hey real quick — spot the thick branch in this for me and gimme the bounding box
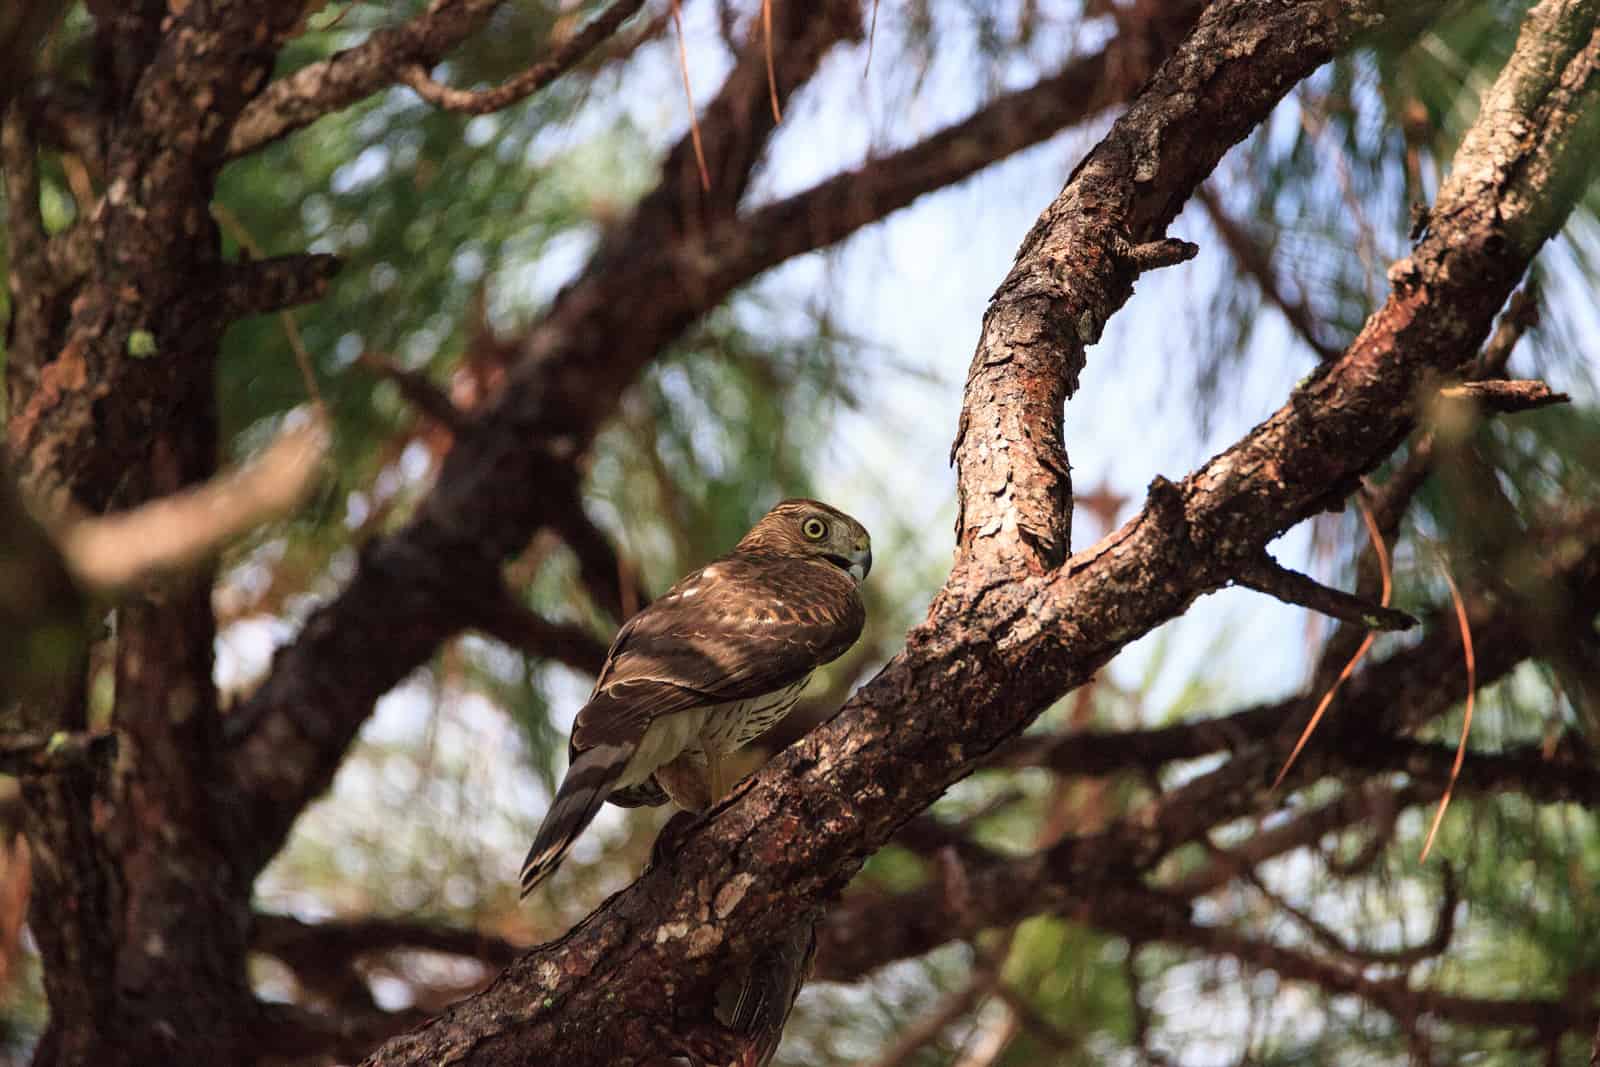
[49,417,329,592]
[816,533,1600,981]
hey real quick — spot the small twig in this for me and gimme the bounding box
[864,970,998,1067]
[1474,285,1541,379]
[215,253,342,318]
[1236,552,1416,631]
[399,0,647,115]
[1119,237,1199,274]
[991,983,1078,1054]
[1437,379,1569,414]
[1239,857,1457,967]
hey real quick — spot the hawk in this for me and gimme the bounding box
[520,498,871,895]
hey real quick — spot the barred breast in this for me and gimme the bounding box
[696,675,811,756]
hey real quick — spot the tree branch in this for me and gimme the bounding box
[546,497,652,625]
[946,0,1448,578]
[228,0,507,158]
[812,529,1600,983]
[252,912,524,973]
[1235,552,1418,630]
[1437,378,1570,413]
[1085,890,1587,1036]
[398,0,647,115]
[356,351,470,434]
[216,253,344,318]
[471,585,610,676]
[45,415,329,593]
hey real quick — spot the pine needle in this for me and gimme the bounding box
[864,0,880,78]
[762,0,781,124]
[669,0,710,191]
[1272,499,1390,791]
[1419,565,1475,862]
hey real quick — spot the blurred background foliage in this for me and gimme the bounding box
[4,0,1600,1063]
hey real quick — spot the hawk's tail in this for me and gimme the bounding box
[520,741,634,897]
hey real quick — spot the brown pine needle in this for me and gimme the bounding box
[323,0,359,32]
[1419,565,1476,862]
[762,0,781,124]
[669,0,710,191]
[1272,499,1391,791]
[864,0,880,78]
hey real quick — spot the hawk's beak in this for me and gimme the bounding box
[848,546,872,583]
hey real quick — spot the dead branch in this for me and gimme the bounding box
[1436,378,1570,413]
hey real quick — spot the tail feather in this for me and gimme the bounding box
[520,742,634,897]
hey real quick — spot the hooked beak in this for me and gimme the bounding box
[848,546,872,584]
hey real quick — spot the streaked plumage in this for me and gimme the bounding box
[520,499,871,896]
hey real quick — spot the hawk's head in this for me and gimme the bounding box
[739,499,872,583]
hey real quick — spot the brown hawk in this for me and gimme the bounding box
[520,498,871,895]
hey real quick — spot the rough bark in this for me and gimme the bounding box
[357,0,1600,1063]
[7,4,316,1064]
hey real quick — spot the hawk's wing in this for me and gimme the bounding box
[571,553,865,753]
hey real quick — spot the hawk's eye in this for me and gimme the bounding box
[802,517,828,541]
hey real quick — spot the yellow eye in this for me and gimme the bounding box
[802,516,828,540]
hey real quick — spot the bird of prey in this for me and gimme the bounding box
[520,498,871,895]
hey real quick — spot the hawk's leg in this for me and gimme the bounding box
[656,753,713,812]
